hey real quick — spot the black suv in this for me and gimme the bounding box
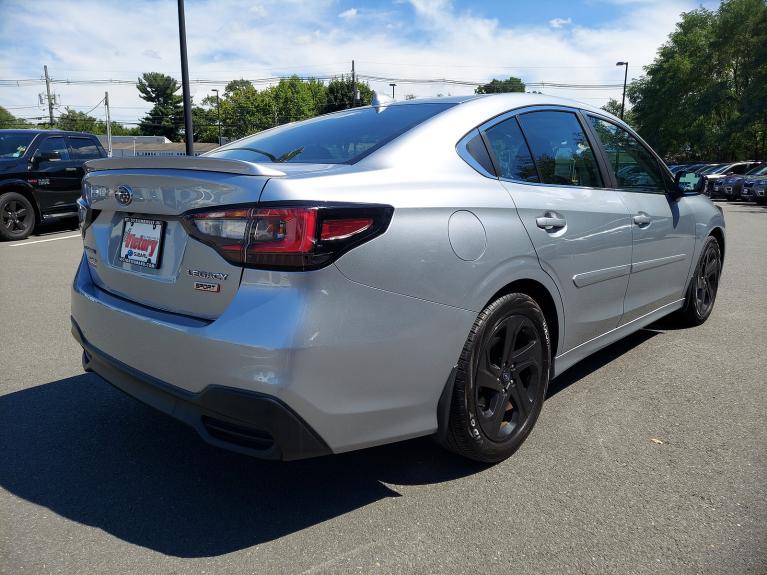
[0,129,106,240]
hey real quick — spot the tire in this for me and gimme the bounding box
[670,236,722,327]
[0,192,35,241]
[444,293,551,463]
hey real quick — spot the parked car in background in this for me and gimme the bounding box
[704,161,762,197]
[0,129,106,240]
[714,162,766,200]
[72,94,725,463]
[742,168,767,204]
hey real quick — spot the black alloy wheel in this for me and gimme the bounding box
[0,192,35,241]
[474,315,543,442]
[443,293,551,463]
[693,240,721,319]
[672,235,722,327]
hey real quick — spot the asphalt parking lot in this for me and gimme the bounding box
[0,202,765,575]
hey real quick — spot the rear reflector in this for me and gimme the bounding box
[182,203,393,271]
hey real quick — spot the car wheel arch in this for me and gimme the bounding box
[482,277,562,360]
[709,226,725,262]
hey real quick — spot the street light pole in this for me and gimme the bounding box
[212,88,221,146]
[389,83,396,99]
[616,61,629,120]
[177,0,194,155]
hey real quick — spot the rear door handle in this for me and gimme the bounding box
[536,213,566,231]
[633,212,651,226]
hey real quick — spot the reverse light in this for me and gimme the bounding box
[182,203,393,271]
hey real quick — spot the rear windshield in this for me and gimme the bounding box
[0,133,36,159]
[207,103,456,164]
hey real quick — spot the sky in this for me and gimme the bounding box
[0,0,719,127]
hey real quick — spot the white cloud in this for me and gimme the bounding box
[549,17,572,29]
[0,0,702,127]
[338,8,358,19]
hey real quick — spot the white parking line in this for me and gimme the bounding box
[8,234,81,247]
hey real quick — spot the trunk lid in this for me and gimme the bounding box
[81,157,282,319]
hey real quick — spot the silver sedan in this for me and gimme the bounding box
[71,93,724,462]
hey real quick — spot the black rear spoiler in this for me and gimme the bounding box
[84,156,286,177]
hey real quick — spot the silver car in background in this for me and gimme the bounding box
[71,94,725,463]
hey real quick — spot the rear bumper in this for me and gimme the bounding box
[72,319,330,460]
[71,255,474,456]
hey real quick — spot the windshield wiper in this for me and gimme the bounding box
[276,146,304,163]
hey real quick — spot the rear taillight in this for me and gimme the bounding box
[181,203,393,270]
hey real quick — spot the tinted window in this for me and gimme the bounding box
[517,111,602,187]
[463,131,496,175]
[484,117,538,182]
[37,136,70,161]
[588,117,665,193]
[730,164,751,174]
[208,103,456,164]
[68,137,102,159]
[0,133,35,158]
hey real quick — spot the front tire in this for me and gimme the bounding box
[0,192,35,241]
[671,236,722,327]
[444,293,551,463]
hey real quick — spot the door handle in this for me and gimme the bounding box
[536,213,566,231]
[633,213,651,226]
[65,167,77,171]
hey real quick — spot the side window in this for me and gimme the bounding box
[36,136,70,162]
[730,164,749,175]
[461,131,496,176]
[588,116,666,193]
[68,137,102,159]
[483,117,538,182]
[516,111,603,188]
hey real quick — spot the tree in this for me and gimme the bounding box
[627,0,767,161]
[601,98,635,125]
[56,108,99,132]
[325,75,373,112]
[0,106,27,129]
[136,72,184,141]
[475,77,526,94]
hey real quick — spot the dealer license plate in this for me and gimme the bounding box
[119,217,165,269]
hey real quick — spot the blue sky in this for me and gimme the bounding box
[0,0,719,126]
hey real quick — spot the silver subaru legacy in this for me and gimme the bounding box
[71,93,724,462]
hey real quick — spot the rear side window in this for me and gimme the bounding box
[483,117,538,182]
[208,103,456,164]
[517,111,603,188]
[588,116,665,193]
[68,137,102,159]
[36,136,70,161]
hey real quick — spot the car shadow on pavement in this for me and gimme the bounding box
[0,373,485,558]
[546,328,659,398]
[1,328,663,557]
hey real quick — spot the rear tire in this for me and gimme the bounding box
[444,293,551,463]
[670,236,722,327]
[0,192,35,241]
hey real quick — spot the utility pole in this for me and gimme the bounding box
[43,65,55,125]
[104,91,113,157]
[177,0,194,155]
[616,61,629,120]
[351,60,357,107]
[212,88,221,145]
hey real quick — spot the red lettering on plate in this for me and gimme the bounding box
[124,232,159,257]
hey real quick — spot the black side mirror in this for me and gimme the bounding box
[674,170,704,196]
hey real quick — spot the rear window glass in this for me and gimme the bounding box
[207,103,456,164]
[484,117,539,182]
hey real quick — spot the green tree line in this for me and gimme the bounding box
[626,0,767,161]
